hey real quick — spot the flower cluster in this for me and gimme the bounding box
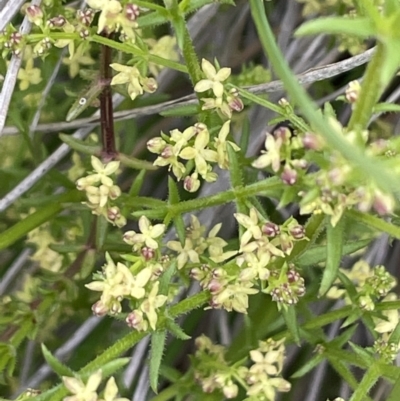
[110,63,157,100]
[63,370,128,401]
[86,252,167,331]
[327,260,397,311]
[165,210,306,312]
[252,119,397,227]
[192,335,290,400]
[147,120,240,192]
[194,59,244,118]
[86,1,140,38]
[76,156,126,227]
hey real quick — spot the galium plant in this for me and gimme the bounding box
[2,1,400,401]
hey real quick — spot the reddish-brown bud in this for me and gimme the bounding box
[141,246,155,261]
[289,225,305,239]
[48,15,66,28]
[125,4,140,21]
[262,222,280,237]
[281,166,297,185]
[77,9,95,26]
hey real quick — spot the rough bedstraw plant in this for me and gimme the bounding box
[2,0,400,401]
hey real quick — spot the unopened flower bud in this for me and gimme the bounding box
[302,132,322,150]
[208,279,222,293]
[141,246,155,261]
[126,310,148,331]
[77,9,95,26]
[79,28,90,39]
[278,98,289,107]
[223,383,238,399]
[289,225,305,239]
[345,80,361,104]
[281,166,297,185]
[92,300,108,316]
[273,125,292,141]
[26,5,43,26]
[109,185,121,199]
[161,145,174,158]
[9,32,22,45]
[147,137,166,154]
[373,190,394,215]
[142,77,157,93]
[184,174,200,192]
[262,222,280,237]
[48,15,66,28]
[194,122,207,134]
[107,206,121,221]
[125,4,140,21]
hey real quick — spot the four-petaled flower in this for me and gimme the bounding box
[140,281,168,330]
[124,216,165,250]
[234,208,263,249]
[179,126,218,178]
[252,133,283,172]
[110,63,157,100]
[63,369,102,401]
[194,58,231,99]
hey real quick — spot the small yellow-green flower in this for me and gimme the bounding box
[110,63,157,100]
[179,126,218,178]
[101,377,129,401]
[87,0,122,33]
[234,208,263,249]
[123,216,165,250]
[140,281,168,330]
[17,58,42,91]
[63,369,102,401]
[194,58,231,99]
[213,120,240,169]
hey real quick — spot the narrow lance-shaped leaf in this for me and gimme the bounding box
[41,344,75,377]
[150,330,167,393]
[319,217,345,296]
[66,79,107,122]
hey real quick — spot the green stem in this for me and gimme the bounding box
[248,0,400,195]
[129,177,285,218]
[347,209,400,239]
[348,43,385,131]
[349,364,381,401]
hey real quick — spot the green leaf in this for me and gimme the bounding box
[129,170,147,197]
[319,217,345,296]
[297,239,371,268]
[59,134,101,154]
[227,142,243,189]
[347,210,400,239]
[291,353,323,378]
[150,330,167,393]
[282,306,300,344]
[160,104,198,117]
[167,177,185,242]
[94,358,130,378]
[0,191,83,251]
[380,39,400,90]
[49,243,85,253]
[159,261,176,296]
[373,102,400,113]
[165,318,191,340]
[95,215,108,250]
[41,344,75,377]
[387,372,400,401]
[295,17,374,38]
[118,153,157,170]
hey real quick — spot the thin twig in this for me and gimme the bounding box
[0,95,124,213]
[0,0,26,31]
[1,47,376,136]
[0,0,42,137]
